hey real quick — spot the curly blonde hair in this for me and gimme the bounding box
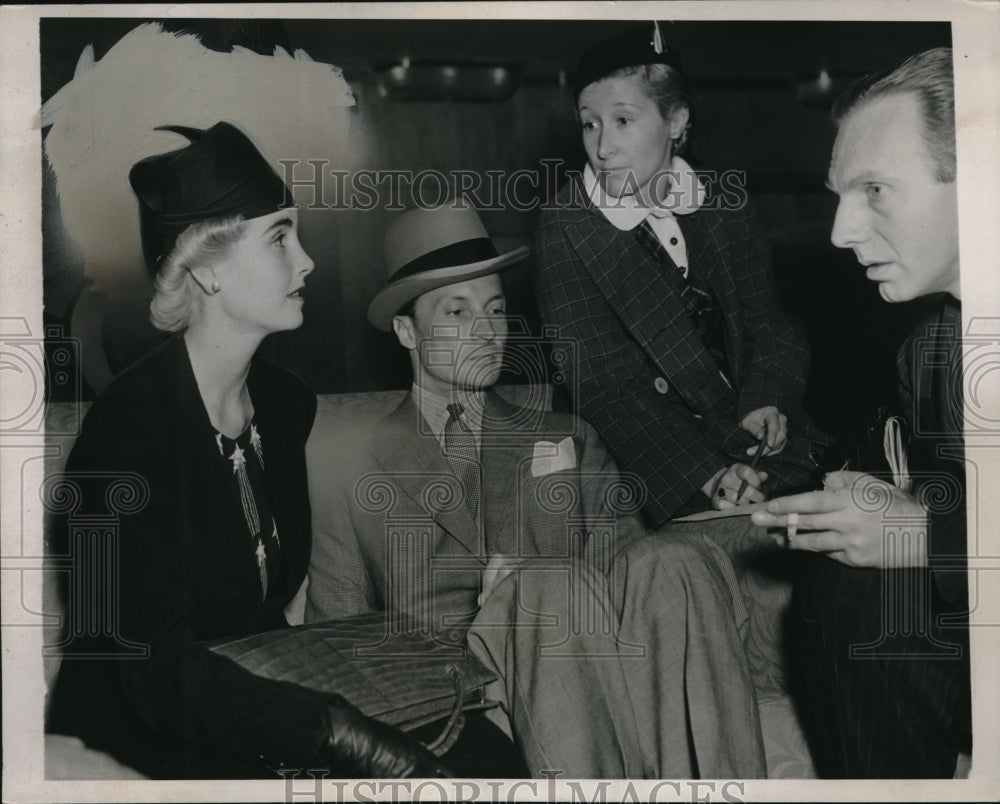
[149,216,247,332]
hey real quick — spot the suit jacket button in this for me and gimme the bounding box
[654,377,669,394]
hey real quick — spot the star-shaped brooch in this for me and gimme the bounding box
[229,444,246,474]
[249,424,264,465]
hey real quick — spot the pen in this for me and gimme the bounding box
[735,426,768,502]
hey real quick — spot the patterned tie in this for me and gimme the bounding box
[637,219,700,314]
[444,403,480,518]
[636,219,731,384]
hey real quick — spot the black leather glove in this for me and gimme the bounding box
[315,696,454,778]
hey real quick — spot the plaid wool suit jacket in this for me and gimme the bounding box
[535,175,822,527]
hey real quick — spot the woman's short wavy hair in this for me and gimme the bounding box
[832,47,955,183]
[607,62,693,155]
[149,216,247,332]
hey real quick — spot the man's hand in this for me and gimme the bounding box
[703,464,769,510]
[750,470,928,568]
[741,406,787,456]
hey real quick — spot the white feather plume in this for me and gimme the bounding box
[73,43,95,77]
[41,23,355,295]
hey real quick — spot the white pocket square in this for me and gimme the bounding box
[531,437,577,477]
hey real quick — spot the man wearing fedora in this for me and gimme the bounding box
[305,204,766,778]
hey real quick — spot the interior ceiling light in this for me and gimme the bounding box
[795,68,853,110]
[375,61,521,102]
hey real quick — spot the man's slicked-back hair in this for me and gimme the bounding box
[832,47,956,183]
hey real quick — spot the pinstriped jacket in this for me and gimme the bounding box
[897,299,966,606]
[534,175,822,528]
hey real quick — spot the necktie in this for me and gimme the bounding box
[636,219,731,384]
[637,219,699,312]
[444,403,480,518]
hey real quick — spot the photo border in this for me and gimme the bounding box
[2,2,998,801]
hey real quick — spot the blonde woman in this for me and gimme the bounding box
[46,122,451,779]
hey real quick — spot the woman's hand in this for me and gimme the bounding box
[702,464,769,510]
[740,406,787,456]
[316,696,454,778]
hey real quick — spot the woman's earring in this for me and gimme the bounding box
[211,281,221,294]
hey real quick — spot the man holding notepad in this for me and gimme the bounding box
[751,48,970,778]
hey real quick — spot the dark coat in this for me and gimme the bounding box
[898,298,967,604]
[534,175,822,527]
[46,334,330,778]
[787,299,970,777]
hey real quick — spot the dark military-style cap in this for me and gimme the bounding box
[575,22,683,98]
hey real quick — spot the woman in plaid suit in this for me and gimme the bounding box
[535,24,825,528]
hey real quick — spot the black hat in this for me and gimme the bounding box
[128,121,294,272]
[575,22,683,98]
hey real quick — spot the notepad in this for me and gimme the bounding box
[883,415,911,493]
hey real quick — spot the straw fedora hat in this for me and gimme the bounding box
[367,204,529,331]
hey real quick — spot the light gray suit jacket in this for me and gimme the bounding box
[305,390,645,635]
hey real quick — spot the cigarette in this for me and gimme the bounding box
[786,511,799,540]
